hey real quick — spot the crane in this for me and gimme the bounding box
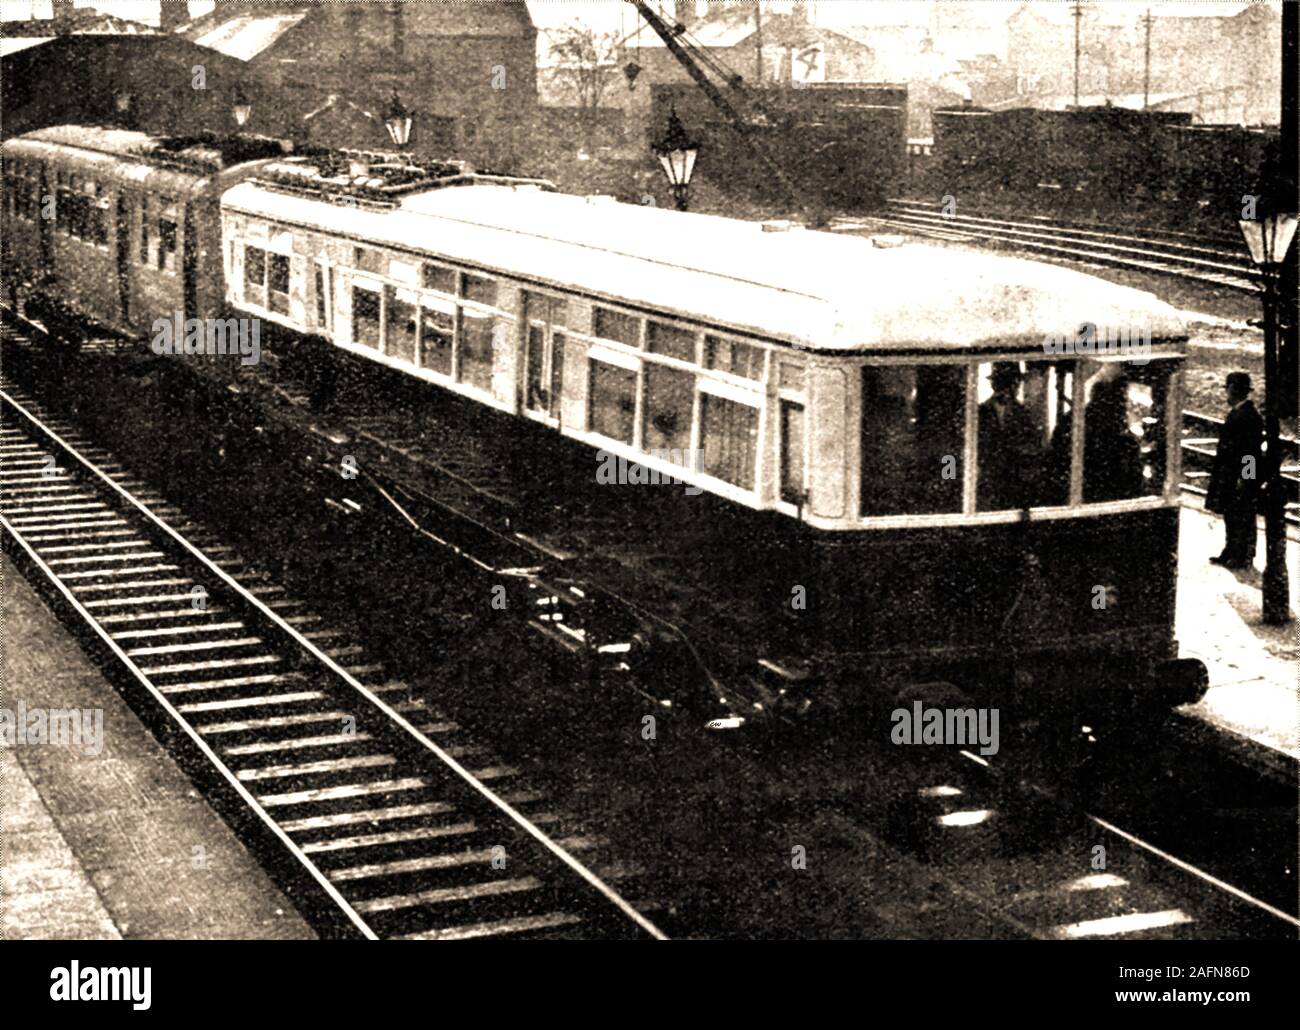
[624,0,821,225]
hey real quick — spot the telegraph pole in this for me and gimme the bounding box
[754,0,763,83]
[1072,2,1084,108]
[1141,8,1153,109]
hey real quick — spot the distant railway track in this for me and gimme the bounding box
[842,199,1257,294]
[0,378,667,941]
[1180,410,1300,526]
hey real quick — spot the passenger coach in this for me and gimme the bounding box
[218,155,1202,720]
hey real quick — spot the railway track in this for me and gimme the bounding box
[0,380,667,941]
[839,199,1257,294]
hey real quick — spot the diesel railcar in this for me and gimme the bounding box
[1,126,1208,733]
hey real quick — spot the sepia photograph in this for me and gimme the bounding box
[0,0,1296,998]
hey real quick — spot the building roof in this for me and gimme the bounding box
[222,180,1185,352]
[192,10,310,61]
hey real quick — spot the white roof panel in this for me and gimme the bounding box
[194,12,307,61]
[221,182,1186,353]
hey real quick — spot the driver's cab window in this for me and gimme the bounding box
[976,360,1075,510]
[1076,359,1171,502]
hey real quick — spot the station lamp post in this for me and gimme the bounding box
[384,90,414,151]
[231,85,252,129]
[652,106,700,212]
[1239,192,1298,625]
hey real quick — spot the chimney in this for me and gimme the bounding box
[159,0,189,33]
[51,0,75,28]
[791,1,808,24]
[675,0,696,27]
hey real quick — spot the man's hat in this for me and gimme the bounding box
[1226,371,1252,393]
[991,362,1025,389]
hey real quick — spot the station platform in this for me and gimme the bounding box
[1174,505,1299,766]
[1,557,314,940]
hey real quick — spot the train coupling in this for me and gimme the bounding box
[1151,658,1209,708]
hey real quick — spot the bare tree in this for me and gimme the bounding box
[545,21,622,148]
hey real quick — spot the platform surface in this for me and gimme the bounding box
[1175,505,1298,763]
[1,556,315,940]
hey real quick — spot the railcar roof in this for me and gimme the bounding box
[221,181,1187,353]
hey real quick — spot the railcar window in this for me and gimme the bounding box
[422,263,457,295]
[1078,360,1171,503]
[352,286,381,350]
[462,274,498,307]
[55,174,70,234]
[779,361,806,392]
[387,294,418,364]
[861,365,966,516]
[459,308,495,391]
[780,400,806,504]
[976,360,1073,511]
[526,324,547,410]
[642,363,694,461]
[647,320,696,363]
[244,245,267,306]
[267,254,290,316]
[706,335,764,380]
[419,297,455,375]
[158,210,178,273]
[140,199,151,266]
[701,393,758,490]
[594,307,640,349]
[354,247,385,275]
[589,359,637,444]
[314,264,330,331]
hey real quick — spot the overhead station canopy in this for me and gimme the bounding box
[222,178,1188,355]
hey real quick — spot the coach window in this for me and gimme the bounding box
[422,262,457,295]
[92,187,109,246]
[700,389,759,491]
[458,307,494,392]
[140,198,152,266]
[419,296,455,375]
[861,364,966,516]
[647,320,696,363]
[55,172,71,234]
[157,201,178,273]
[1077,359,1171,504]
[524,290,565,419]
[975,360,1074,511]
[462,273,497,308]
[642,362,694,461]
[589,357,638,445]
[267,253,290,316]
[706,335,764,381]
[244,245,267,307]
[593,306,641,350]
[314,262,331,333]
[352,285,382,350]
[780,400,806,504]
[386,291,418,364]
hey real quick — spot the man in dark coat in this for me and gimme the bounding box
[978,362,1041,510]
[1207,372,1264,568]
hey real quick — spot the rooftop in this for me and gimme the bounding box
[224,180,1186,353]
